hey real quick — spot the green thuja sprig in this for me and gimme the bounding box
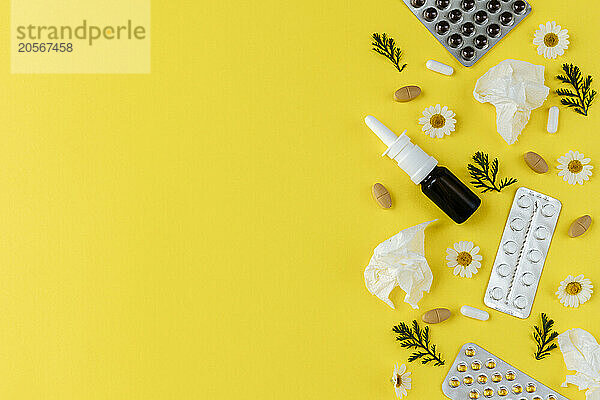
[467,151,517,193]
[556,63,597,116]
[392,320,445,366]
[371,33,407,73]
[533,313,559,360]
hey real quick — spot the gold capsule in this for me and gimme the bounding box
[458,363,468,372]
[465,347,476,357]
[505,371,516,381]
[532,397,542,400]
[464,376,474,385]
[512,384,523,394]
[492,373,502,383]
[470,389,480,399]
[471,361,482,371]
[526,383,536,393]
[477,374,488,384]
[449,378,460,388]
[498,386,508,396]
[483,388,494,398]
[486,359,496,369]
[547,395,557,400]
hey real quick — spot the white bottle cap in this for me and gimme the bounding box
[365,116,438,184]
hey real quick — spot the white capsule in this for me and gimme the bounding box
[547,106,559,133]
[461,305,490,321]
[426,59,454,76]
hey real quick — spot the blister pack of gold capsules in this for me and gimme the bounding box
[442,343,569,400]
[484,187,561,319]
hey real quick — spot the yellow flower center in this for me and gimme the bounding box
[568,160,583,173]
[457,251,473,267]
[395,374,403,387]
[430,114,446,128]
[566,281,582,295]
[544,33,559,47]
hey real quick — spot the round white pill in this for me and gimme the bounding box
[510,218,525,231]
[517,195,532,208]
[503,241,518,254]
[547,106,559,133]
[534,226,549,240]
[461,305,490,321]
[527,249,542,263]
[426,59,454,76]
[541,204,556,217]
[497,264,510,277]
[521,272,535,286]
[490,287,504,300]
[514,295,528,309]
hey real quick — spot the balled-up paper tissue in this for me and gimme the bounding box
[473,59,550,145]
[557,328,600,400]
[364,220,436,309]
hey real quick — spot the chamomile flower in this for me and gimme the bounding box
[533,21,569,59]
[446,241,482,278]
[556,274,593,308]
[391,363,411,398]
[418,104,456,138]
[557,150,593,185]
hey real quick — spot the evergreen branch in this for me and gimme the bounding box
[392,321,445,366]
[371,33,407,73]
[556,63,596,116]
[533,313,559,360]
[467,151,517,193]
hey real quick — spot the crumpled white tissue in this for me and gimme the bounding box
[557,328,600,400]
[473,59,550,145]
[364,220,436,309]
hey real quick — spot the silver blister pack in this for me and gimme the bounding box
[401,0,531,67]
[442,343,569,400]
[484,187,562,319]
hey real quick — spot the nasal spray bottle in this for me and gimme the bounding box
[365,116,481,224]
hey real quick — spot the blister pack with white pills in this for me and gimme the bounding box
[484,187,561,319]
[442,343,568,400]
[401,0,531,67]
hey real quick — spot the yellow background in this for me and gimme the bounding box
[0,0,598,398]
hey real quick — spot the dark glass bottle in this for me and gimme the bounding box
[365,116,481,224]
[420,166,481,223]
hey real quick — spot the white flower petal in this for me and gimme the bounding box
[464,241,474,252]
[398,364,406,374]
[446,248,458,257]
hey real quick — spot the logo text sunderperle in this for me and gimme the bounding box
[16,20,147,45]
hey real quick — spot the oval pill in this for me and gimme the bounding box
[422,308,451,324]
[426,59,454,76]
[461,305,489,321]
[547,106,559,133]
[394,85,422,102]
[568,215,592,237]
[524,152,549,173]
[372,183,392,208]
